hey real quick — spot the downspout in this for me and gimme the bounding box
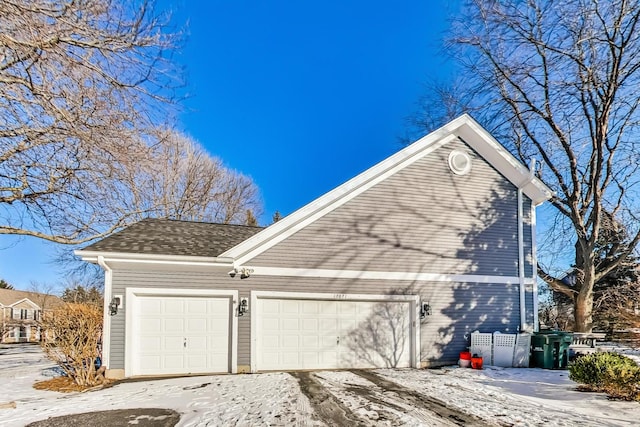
[517,189,526,331]
[97,256,113,369]
[531,204,539,332]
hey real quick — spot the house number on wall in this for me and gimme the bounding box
[333,294,348,300]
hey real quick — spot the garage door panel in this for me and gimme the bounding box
[301,336,318,348]
[132,294,233,376]
[302,301,319,313]
[257,297,413,371]
[164,319,184,333]
[282,318,299,330]
[282,335,299,348]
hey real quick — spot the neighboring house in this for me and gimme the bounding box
[76,115,553,379]
[0,289,64,343]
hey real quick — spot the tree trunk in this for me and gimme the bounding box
[574,292,593,332]
[574,262,596,332]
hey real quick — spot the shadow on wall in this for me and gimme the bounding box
[258,145,525,364]
[341,301,410,368]
[427,184,520,363]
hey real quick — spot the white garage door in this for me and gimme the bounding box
[131,294,232,376]
[256,296,414,371]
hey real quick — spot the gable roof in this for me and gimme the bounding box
[221,114,553,265]
[0,289,63,310]
[77,218,263,258]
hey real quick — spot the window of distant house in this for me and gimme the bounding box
[20,309,29,320]
[19,326,27,338]
[448,150,472,175]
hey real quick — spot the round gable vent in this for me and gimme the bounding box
[448,150,472,175]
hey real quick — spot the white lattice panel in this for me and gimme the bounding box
[512,333,532,368]
[492,332,517,367]
[470,332,493,365]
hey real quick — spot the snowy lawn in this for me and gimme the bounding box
[1,343,640,426]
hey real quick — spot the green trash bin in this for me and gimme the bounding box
[555,332,574,369]
[531,332,562,369]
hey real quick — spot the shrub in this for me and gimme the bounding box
[39,303,104,387]
[569,352,640,400]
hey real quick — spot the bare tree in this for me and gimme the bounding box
[415,0,640,332]
[126,129,263,224]
[0,0,180,244]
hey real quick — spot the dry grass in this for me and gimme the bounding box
[33,376,111,393]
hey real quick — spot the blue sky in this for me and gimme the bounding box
[1,0,460,291]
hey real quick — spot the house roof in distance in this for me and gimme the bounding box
[0,289,63,309]
[78,218,264,258]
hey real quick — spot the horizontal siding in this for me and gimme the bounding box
[109,268,523,370]
[109,269,240,370]
[250,139,520,277]
[525,283,535,329]
[523,197,534,277]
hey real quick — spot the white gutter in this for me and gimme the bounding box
[97,256,113,369]
[75,250,234,266]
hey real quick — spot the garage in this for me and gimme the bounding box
[252,292,419,372]
[126,288,238,377]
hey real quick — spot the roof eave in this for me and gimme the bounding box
[74,250,235,267]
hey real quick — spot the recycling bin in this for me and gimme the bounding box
[531,332,562,369]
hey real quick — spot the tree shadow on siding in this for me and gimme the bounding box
[341,301,410,368]
[426,183,521,365]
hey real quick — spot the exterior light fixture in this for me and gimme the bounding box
[109,296,121,316]
[420,302,431,319]
[238,297,249,316]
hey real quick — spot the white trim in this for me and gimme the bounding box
[250,291,420,373]
[531,203,539,332]
[124,287,238,377]
[97,256,113,369]
[8,298,40,309]
[76,250,234,267]
[517,189,527,332]
[225,134,458,265]
[245,266,520,284]
[221,114,553,265]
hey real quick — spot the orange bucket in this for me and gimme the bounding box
[471,356,483,369]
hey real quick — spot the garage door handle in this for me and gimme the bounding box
[184,338,187,348]
[336,336,340,344]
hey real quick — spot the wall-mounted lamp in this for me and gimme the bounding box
[109,296,122,316]
[420,302,431,319]
[238,297,249,316]
[229,267,254,279]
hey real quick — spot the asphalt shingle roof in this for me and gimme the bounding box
[0,289,64,308]
[81,218,264,257]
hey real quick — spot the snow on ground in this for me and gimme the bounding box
[380,366,640,426]
[1,343,640,426]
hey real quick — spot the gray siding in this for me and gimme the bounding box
[109,267,520,369]
[250,139,520,277]
[523,196,534,277]
[524,282,535,328]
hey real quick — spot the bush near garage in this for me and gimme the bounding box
[38,302,105,387]
[569,352,640,400]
